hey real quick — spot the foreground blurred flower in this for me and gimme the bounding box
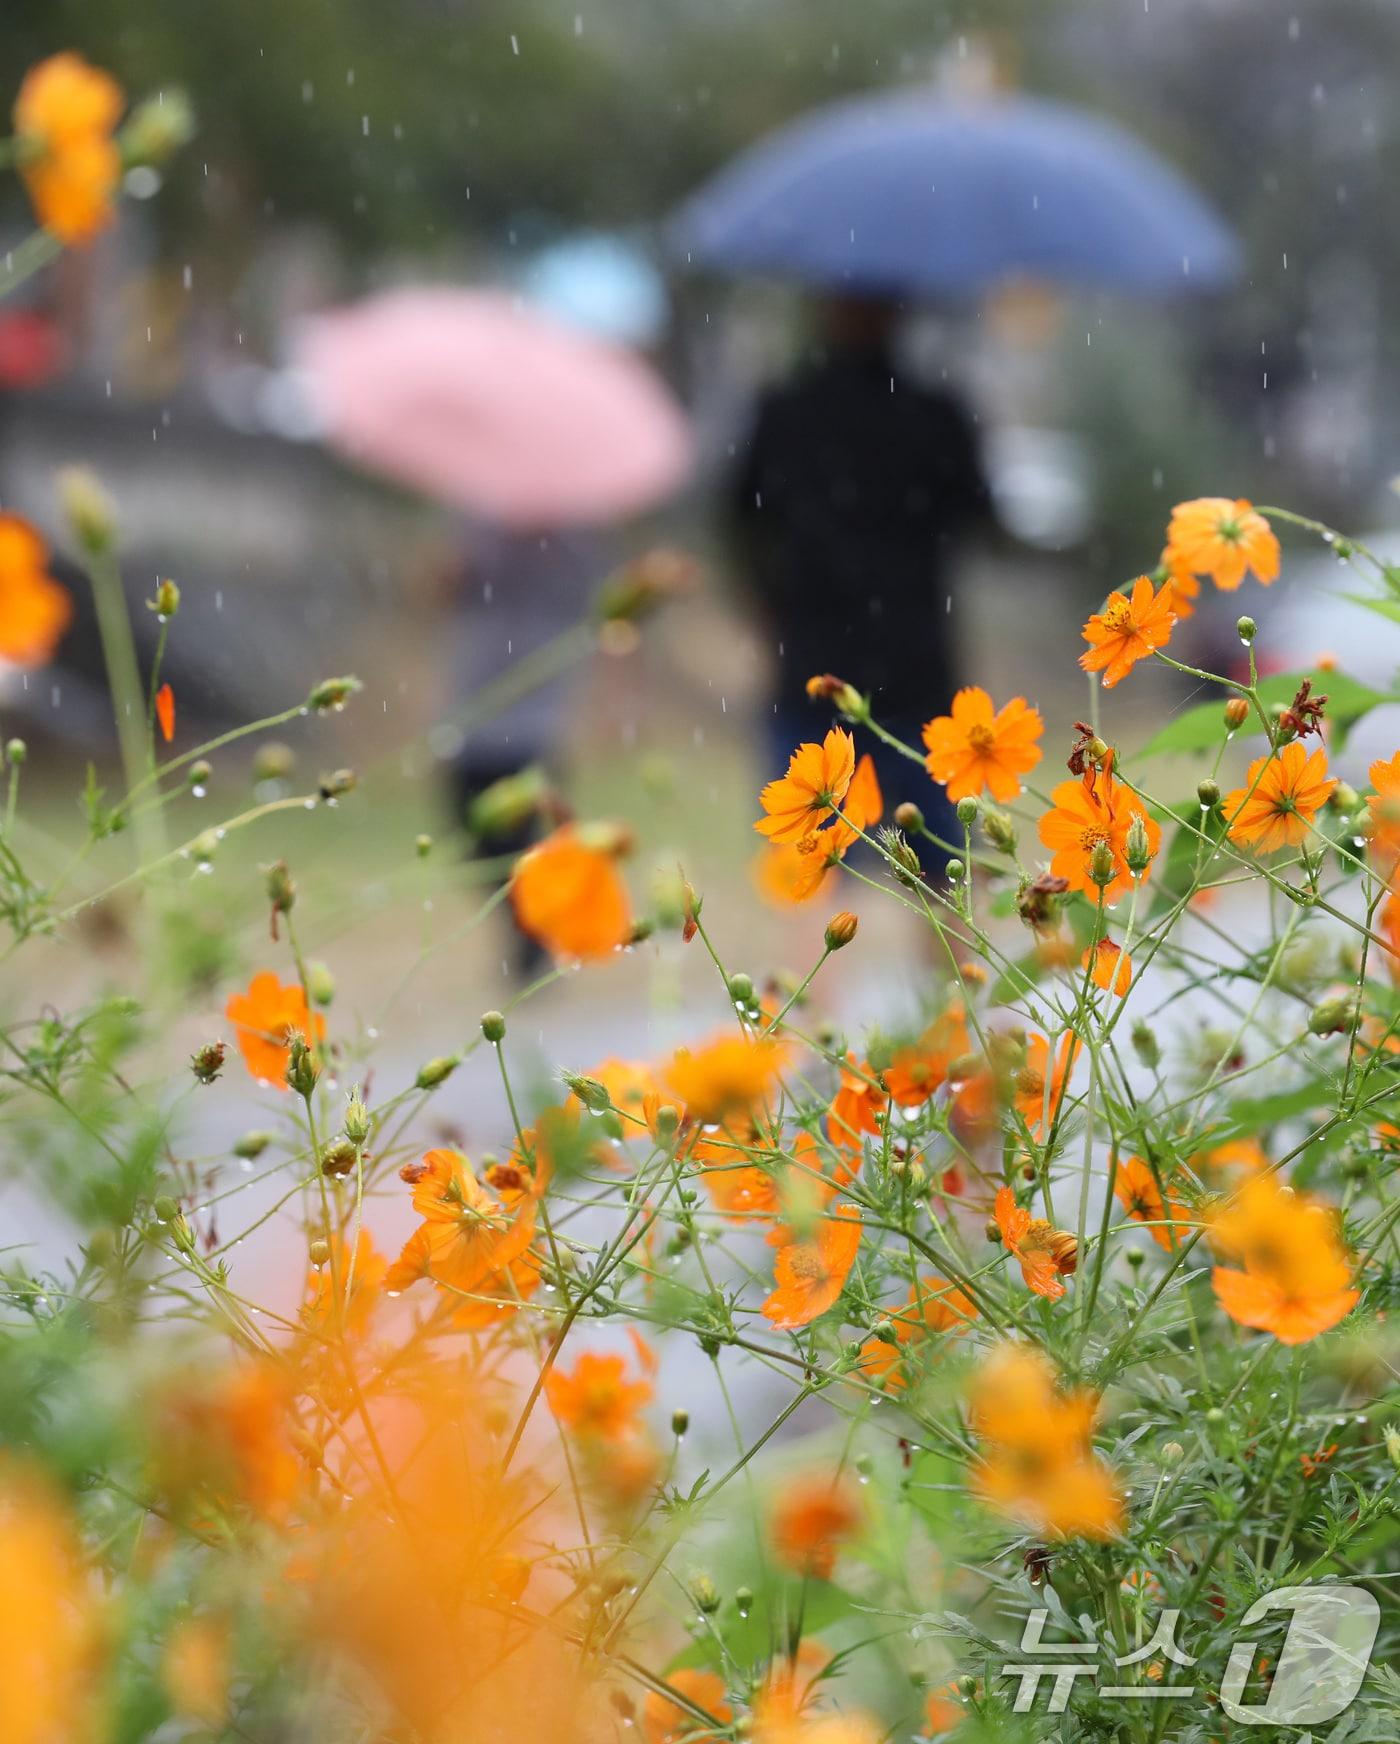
[547,1348,653,1441]
[1038,766,1160,904]
[994,1186,1076,1301]
[225,969,325,1086]
[755,726,856,846]
[667,1033,786,1125]
[753,1641,880,1744]
[1166,497,1280,592]
[13,53,124,243]
[511,824,631,960]
[970,1344,1123,1540]
[152,1361,302,1523]
[0,1461,101,1744]
[644,1670,733,1744]
[1210,1172,1359,1344]
[1079,577,1176,688]
[163,1615,229,1728]
[771,1471,864,1578]
[921,686,1043,803]
[1114,1157,1188,1251]
[1223,741,1336,853]
[303,1229,387,1338]
[0,513,73,666]
[763,1202,861,1328]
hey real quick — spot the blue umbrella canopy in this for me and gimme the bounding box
[672,91,1240,297]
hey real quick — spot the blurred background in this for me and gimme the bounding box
[4,0,1400,1049]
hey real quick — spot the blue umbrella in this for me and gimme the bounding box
[671,91,1240,297]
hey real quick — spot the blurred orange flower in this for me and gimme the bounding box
[1079,577,1176,688]
[13,53,124,243]
[857,1276,977,1390]
[303,1229,387,1337]
[1038,766,1160,904]
[225,969,325,1087]
[1113,1158,1188,1251]
[163,1615,229,1727]
[155,681,175,742]
[755,727,856,846]
[0,513,73,666]
[771,1471,864,1578]
[511,825,631,960]
[1083,937,1131,996]
[667,1033,786,1124]
[1166,497,1280,592]
[1223,741,1336,853]
[921,686,1043,803]
[826,1054,885,1154]
[644,1670,732,1744]
[1210,1173,1358,1344]
[1365,750,1400,879]
[546,1349,652,1441]
[994,1186,1075,1302]
[970,1344,1123,1540]
[1158,547,1201,620]
[763,1203,861,1329]
[1011,1032,1079,1140]
[884,1002,970,1108]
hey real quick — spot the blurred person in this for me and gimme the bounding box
[729,295,994,833]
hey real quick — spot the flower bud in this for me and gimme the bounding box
[318,768,357,801]
[985,1218,1002,1244]
[1223,697,1249,730]
[1237,615,1256,644]
[1088,839,1117,888]
[689,1572,721,1615]
[1384,1424,1400,1471]
[146,578,181,618]
[192,830,219,866]
[411,1054,458,1092]
[264,858,296,918]
[189,1040,226,1084]
[480,1010,507,1043]
[728,972,755,1005]
[307,676,362,713]
[563,1071,611,1112]
[308,1237,331,1268]
[1197,778,1220,809]
[1161,1440,1185,1467]
[120,88,195,167]
[169,1214,196,1254]
[893,801,923,832]
[872,1318,900,1346]
[233,1129,273,1160]
[1308,993,1358,1037]
[306,961,336,1007]
[944,858,964,882]
[153,1195,181,1224]
[5,738,26,766]
[343,1089,371,1145]
[1126,1246,1145,1268]
[671,1408,689,1437]
[1130,1020,1161,1070]
[188,759,212,792]
[1329,781,1359,814]
[285,1033,319,1098]
[415,833,433,857]
[466,766,550,839]
[253,741,295,782]
[955,795,979,826]
[653,1103,680,1137]
[320,1137,358,1178]
[824,910,859,951]
[879,827,923,885]
[58,467,116,555]
[1124,814,1152,875]
[981,805,1017,854]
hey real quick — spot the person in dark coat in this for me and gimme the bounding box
[730,295,993,834]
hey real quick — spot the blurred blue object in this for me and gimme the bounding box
[521,232,669,346]
[672,92,1240,297]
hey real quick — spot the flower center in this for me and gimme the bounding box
[1101,601,1136,634]
[966,723,997,755]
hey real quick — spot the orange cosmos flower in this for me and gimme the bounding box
[1083,937,1131,996]
[155,681,175,742]
[1210,1173,1359,1345]
[1222,740,1336,854]
[667,1032,786,1124]
[1166,497,1280,592]
[1038,765,1160,904]
[545,1349,653,1442]
[13,53,125,244]
[755,726,856,846]
[857,1276,977,1391]
[884,1001,971,1108]
[1158,547,1202,620]
[994,1186,1076,1302]
[699,1131,783,1227]
[0,513,73,666]
[762,1203,861,1329]
[922,686,1043,803]
[385,1148,537,1304]
[1079,576,1176,688]
[1011,1032,1079,1140]
[755,753,882,904]
[969,1344,1123,1540]
[1366,750,1400,881]
[644,1670,733,1744]
[1196,1135,1268,1178]
[771,1471,864,1579]
[922,1685,967,1737]
[1113,1158,1188,1251]
[510,824,631,960]
[224,969,325,1087]
[826,1054,885,1155]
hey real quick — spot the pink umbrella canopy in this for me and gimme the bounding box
[297,288,693,528]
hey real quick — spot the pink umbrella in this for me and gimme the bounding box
[297,288,693,528]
